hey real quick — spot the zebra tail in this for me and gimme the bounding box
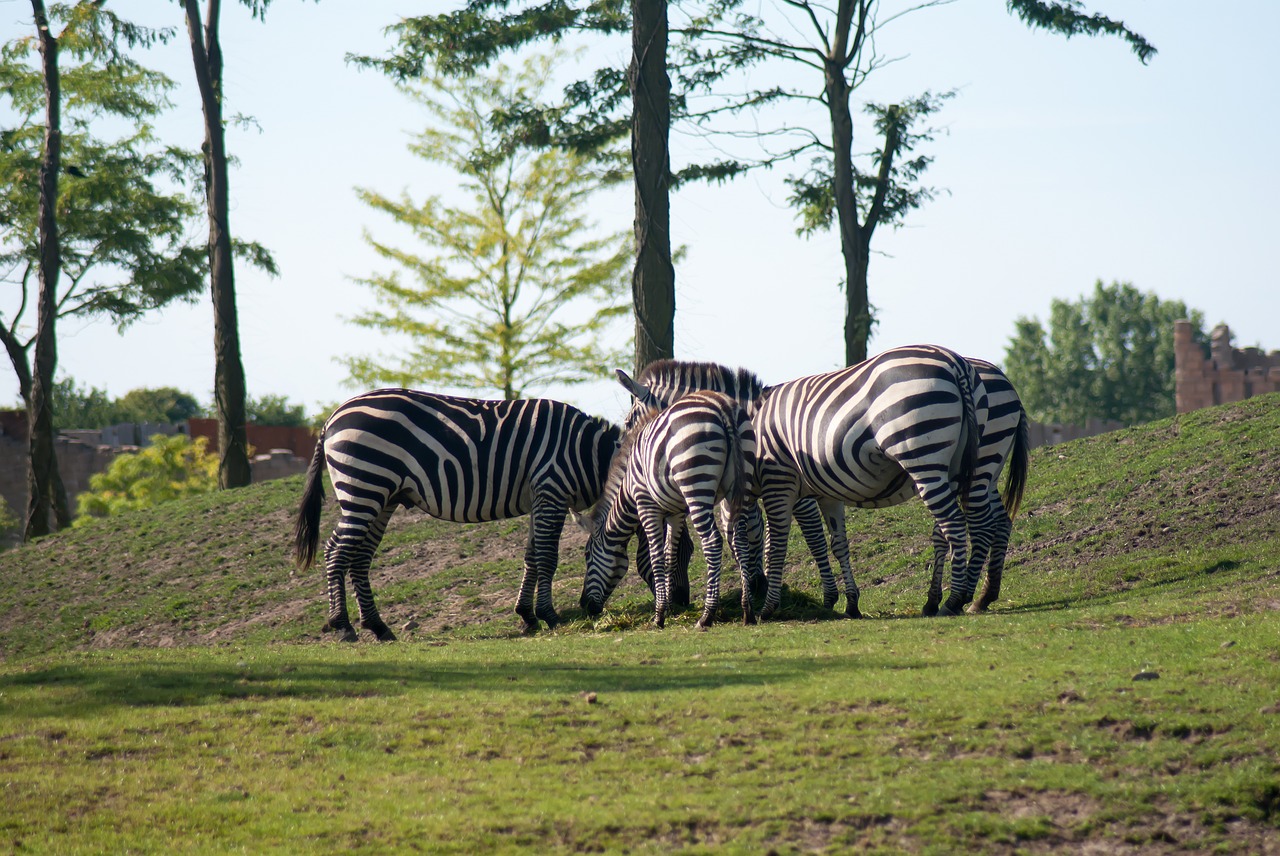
[293,432,327,569]
[1003,405,1031,521]
[954,358,980,511]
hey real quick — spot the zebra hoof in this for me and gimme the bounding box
[653,615,666,629]
[338,628,359,643]
[538,610,561,630]
[823,593,839,610]
[845,604,863,620]
[921,602,940,617]
[759,606,776,622]
[742,612,757,626]
[936,603,961,617]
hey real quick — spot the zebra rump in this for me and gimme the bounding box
[294,389,620,640]
[751,344,980,620]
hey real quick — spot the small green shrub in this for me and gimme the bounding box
[74,434,218,525]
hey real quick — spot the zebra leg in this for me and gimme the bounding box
[515,495,567,633]
[728,507,757,625]
[934,501,973,617]
[350,506,397,641]
[642,508,669,628]
[533,502,568,630]
[321,532,358,643]
[635,535,656,595]
[322,504,395,642]
[961,499,997,614]
[671,526,694,609]
[975,495,1012,612]
[690,506,724,630]
[794,497,839,610]
[922,522,948,617]
[760,490,797,621]
[819,498,861,619]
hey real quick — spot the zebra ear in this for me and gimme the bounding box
[615,369,650,402]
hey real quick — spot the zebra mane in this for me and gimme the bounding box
[635,360,767,407]
[589,406,660,535]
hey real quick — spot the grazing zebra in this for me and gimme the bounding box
[580,390,756,629]
[750,345,980,620]
[614,361,770,603]
[294,389,621,640]
[788,357,1029,616]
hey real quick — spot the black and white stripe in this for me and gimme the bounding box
[752,345,980,619]
[791,357,1029,615]
[615,361,769,602]
[294,389,621,640]
[580,390,755,628]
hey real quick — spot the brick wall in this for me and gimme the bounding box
[1175,321,1280,414]
[0,413,314,544]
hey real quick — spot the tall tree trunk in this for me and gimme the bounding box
[630,0,675,375]
[25,0,71,539]
[824,60,871,367]
[184,0,251,488]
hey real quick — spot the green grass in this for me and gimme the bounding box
[1,394,1279,851]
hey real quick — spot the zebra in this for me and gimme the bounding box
[293,389,621,640]
[614,361,770,604]
[579,390,756,629]
[748,344,981,620]
[786,357,1029,616]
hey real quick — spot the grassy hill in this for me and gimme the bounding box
[1,394,1278,853]
[2,394,1277,659]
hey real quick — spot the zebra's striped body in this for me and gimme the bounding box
[294,389,620,639]
[581,391,756,628]
[790,357,1029,615]
[752,345,980,619]
[615,361,769,602]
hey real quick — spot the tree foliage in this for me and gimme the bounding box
[245,394,308,427]
[1003,281,1205,426]
[355,1,1154,368]
[48,378,206,429]
[0,5,225,402]
[343,56,631,400]
[74,433,217,525]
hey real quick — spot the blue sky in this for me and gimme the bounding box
[2,1,1276,424]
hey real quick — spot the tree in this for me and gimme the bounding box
[180,0,287,489]
[113,387,205,424]
[2,2,241,536]
[48,377,116,429]
[342,57,631,400]
[351,3,670,376]
[1003,281,1207,425]
[364,1,1156,368]
[73,433,218,525]
[245,393,308,427]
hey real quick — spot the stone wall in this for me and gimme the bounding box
[1175,321,1280,414]
[0,413,313,544]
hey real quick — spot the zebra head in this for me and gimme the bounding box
[579,522,630,617]
[579,411,648,616]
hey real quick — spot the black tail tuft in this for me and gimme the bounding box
[293,433,327,569]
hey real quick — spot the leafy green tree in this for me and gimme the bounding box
[343,56,631,400]
[245,394,308,427]
[364,1,1155,368]
[1003,281,1207,425]
[113,387,205,424]
[2,2,187,537]
[49,376,116,429]
[73,433,217,525]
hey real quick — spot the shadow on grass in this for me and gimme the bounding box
[992,558,1247,615]
[0,647,933,719]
